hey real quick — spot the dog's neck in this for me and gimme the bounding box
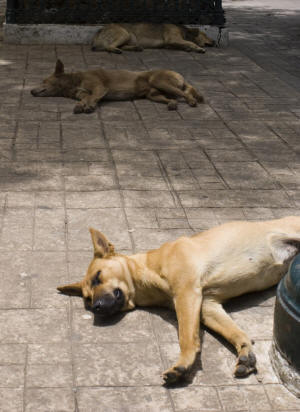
[59,72,83,98]
[127,252,172,307]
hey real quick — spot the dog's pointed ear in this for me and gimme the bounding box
[268,233,300,264]
[89,228,115,258]
[57,281,82,296]
[54,59,64,76]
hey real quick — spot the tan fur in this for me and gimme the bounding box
[91,23,215,53]
[31,60,204,114]
[57,216,300,384]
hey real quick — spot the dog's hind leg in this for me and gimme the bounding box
[201,299,256,377]
[156,83,200,107]
[92,26,131,53]
[150,74,202,108]
[105,30,131,54]
[163,289,202,384]
[184,82,205,104]
[146,88,178,110]
[163,26,205,53]
[106,42,127,54]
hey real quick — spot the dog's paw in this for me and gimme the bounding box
[83,106,95,114]
[196,95,205,103]
[196,47,206,53]
[73,104,84,114]
[109,48,122,54]
[167,101,177,111]
[163,365,187,385]
[188,98,197,107]
[234,351,257,377]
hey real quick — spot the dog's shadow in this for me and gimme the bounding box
[224,285,277,313]
[83,299,127,327]
[143,286,276,387]
[83,286,276,387]
[93,312,127,327]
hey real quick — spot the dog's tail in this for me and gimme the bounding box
[183,82,204,103]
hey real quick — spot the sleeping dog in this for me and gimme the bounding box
[57,216,300,384]
[91,23,215,53]
[31,59,204,114]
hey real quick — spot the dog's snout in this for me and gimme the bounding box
[92,290,124,316]
[93,293,114,313]
[31,88,46,97]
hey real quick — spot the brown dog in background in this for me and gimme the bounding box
[31,60,204,114]
[91,23,215,53]
[57,216,300,384]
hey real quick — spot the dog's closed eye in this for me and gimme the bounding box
[91,271,102,287]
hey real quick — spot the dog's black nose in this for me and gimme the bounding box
[93,294,115,313]
[91,46,96,51]
[92,290,124,316]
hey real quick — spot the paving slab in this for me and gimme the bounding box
[1,0,300,411]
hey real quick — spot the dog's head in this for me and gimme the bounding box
[31,59,68,97]
[57,228,135,316]
[193,30,215,47]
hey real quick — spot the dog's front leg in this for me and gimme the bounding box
[165,39,205,53]
[74,86,108,114]
[121,45,144,52]
[163,289,202,385]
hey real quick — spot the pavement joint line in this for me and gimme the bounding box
[155,150,196,232]
[97,114,137,254]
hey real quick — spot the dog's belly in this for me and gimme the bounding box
[102,70,148,100]
[138,37,164,48]
[127,32,164,48]
[203,263,286,301]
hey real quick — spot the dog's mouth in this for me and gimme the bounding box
[31,88,47,97]
[92,288,125,316]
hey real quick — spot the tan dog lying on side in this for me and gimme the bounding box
[31,60,204,114]
[57,216,300,384]
[91,23,215,53]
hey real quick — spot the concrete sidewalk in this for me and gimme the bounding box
[1,1,300,411]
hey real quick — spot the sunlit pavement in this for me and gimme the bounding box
[0,2,300,411]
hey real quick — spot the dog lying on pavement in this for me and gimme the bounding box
[91,23,215,53]
[57,216,300,384]
[31,60,204,114]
